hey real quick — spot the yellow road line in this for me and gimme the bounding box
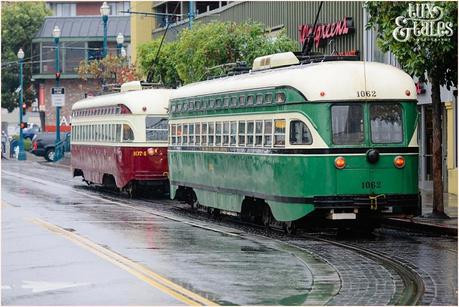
[31,218,218,306]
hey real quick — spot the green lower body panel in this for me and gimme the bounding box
[267,200,315,221]
[194,189,243,212]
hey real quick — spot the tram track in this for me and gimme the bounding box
[72,185,426,305]
[296,233,425,305]
[70,182,428,305]
[3,169,428,305]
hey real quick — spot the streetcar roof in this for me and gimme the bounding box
[171,61,417,101]
[72,88,172,114]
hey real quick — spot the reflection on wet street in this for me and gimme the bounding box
[2,159,458,305]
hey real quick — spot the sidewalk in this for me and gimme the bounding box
[386,189,458,235]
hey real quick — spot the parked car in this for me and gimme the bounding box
[31,132,70,162]
[23,124,41,140]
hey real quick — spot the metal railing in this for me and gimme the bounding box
[53,133,71,162]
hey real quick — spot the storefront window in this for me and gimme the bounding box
[64,42,85,73]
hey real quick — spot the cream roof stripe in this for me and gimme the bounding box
[72,89,172,115]
[171,61,417,102]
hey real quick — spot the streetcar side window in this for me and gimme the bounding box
[177,124,182,145]
[331,105,364,145]
[201,123,207,145]
[171,124,177,145]
[189,123,195,145]
[116,124,121,142]
[290,120,313,145]
[370,104,403,143]
[231,97,237,107]
[264,120,273,147]
[111,124,115,142]
[256,94,264,105]
[255,120,263,146]
[122,124,134,142]
[247,95,254,105]
[215,122,222,146]
[208,122,215,145]
[230,121,237,146]
[265,93,273,104]
[274,119,286,146]
[196,123,201,145]
[183,124,188,145]
[239,96,245,107]
[238,121,246,146]
[223,122,229,146]
[247,121,254,146]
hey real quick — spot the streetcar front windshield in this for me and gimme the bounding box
[370,104,403,143]
[331,104,364,145]
[146,116,168,142]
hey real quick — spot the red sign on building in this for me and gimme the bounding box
[299,17,355,48]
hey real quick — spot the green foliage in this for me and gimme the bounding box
[76,55,142,85]
[137,21,297,87]
[1,2,51,112]
[365,1,457,88]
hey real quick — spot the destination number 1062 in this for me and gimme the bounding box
[357,90,377,97]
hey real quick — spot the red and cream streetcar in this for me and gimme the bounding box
[71,82,172,195]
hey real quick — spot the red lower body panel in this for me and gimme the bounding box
[71,144,168,189]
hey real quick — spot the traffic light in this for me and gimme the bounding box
[20,122,28,129]
[55,72,61,81]
[22,103,27,115]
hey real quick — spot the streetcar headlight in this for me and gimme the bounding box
[394,156,405,168]
[334,157,346,169]
[147,148,155,156]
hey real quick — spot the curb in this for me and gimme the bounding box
[382,218,458,236]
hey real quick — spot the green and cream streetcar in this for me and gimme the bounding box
[168,52,420,230]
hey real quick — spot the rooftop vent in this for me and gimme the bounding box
[120,81,142,92]
[252,52,299,71]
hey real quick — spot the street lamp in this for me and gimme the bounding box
[100,1,110,57]
[17,48,26,161]
[53,25,61,147]
[116,33,124,56]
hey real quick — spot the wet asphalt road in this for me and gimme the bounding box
[2,159,326,305]
[1,158,458,305]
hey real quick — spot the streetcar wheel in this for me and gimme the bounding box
[283,221,296,235]
[186,190,198,211]
[261,205,272,228]
[125,182,137,198]
[212,208,222,221]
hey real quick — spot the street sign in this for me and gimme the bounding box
[51,87,65,107]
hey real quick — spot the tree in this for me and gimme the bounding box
[137,21,298,87]
[1,2,51,112]
[76,55,142,86]
[366,1,457,217]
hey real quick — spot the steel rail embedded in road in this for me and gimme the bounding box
[299,234,425,305]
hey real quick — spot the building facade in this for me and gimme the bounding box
[135,1,457,194]
[31,1,131,132]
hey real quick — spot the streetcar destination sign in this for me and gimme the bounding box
[51,87,65,107]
